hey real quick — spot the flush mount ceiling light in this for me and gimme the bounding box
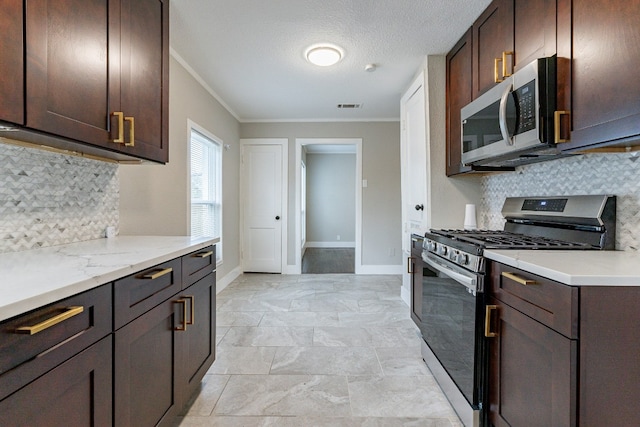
[306,44,343,67]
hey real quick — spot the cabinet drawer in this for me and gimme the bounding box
[489,262,578,338]
[114,258,182,330]
[0,284,112,400]
[182,245,215,289]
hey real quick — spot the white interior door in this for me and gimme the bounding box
[242,144,283,273]
[405,84,427,228]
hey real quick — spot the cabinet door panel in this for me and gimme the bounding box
[181,273,216,400]
[25,0,120,146]
[446,29,473,176]
[488,298,577,427]
[472,0,514,98]
[115,298,184,427]
[0,0,24,124]
[561,0,640,150]
[0,336,112,427]
[513,0,556,70]
[119,0,169,163]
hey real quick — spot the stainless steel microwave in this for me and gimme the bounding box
[461,56,564,167]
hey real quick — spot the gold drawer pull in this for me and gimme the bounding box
[494,57,503,83]
[485,305,498,338]
[193,251,213,258]
[175,299,187,331]
[184,295,195,325]
[554,110,571,143]
[502,51,514,78]
[16,306,84,335]
[407,256,415,274]
[124,116,135,147]
[142,267,173,280]
[111,112,124,143]
[502,271,537,286]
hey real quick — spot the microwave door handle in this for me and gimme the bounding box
[422,254,477,293]
[499,82,514,146]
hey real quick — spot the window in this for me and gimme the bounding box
[189,122,222,263]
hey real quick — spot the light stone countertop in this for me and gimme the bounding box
[484,249,640,286]
[0,236,218,322]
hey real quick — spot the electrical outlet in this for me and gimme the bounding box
[388,247,395,257]
[337,235,341,241]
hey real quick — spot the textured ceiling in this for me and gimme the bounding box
[170,0,492,122]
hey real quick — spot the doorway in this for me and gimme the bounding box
[295,138,362,274]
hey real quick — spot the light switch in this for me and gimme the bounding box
[362,179,368,188]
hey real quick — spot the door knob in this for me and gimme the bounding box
[415,204,424,211]
[275,216,280,220]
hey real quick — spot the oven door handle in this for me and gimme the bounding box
[422,254,477,293]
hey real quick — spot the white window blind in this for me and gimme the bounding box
[190,126,222,262]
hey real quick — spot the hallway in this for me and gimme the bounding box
[175,273,462,426]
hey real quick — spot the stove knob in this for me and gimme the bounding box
[438,246,448,256]
[449,251,458,262]
[459,254,469,265]
[427,241,437,252]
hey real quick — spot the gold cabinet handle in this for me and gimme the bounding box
[111,112,124,143]
[502,51,514,78]
[193,251,213,258]
[124,116,135,146]
[184,295,195,325]
[15,306,84,335]
[142,267,173,280]
[175,299,188,331]
[502,271,537,286]
[494,57,503,83]
[407,256,415,274]
[485,305,498,338]
[554,110,571,143]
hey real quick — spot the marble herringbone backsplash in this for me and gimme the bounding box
[0,140,119,253]
[481,152,640,250]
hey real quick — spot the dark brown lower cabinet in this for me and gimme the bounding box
[488,261,640,426]
[0,335,112,427]
[487,296,576,427]
[181,272,217,400]
[409,235,423,324]
[115,296,184,427]
[115,270,216,427]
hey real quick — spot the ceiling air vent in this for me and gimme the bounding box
[337,103,362,109]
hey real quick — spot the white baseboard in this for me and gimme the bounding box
[305,241,356,248]
[356,264,403,275]
[216,266,242,294]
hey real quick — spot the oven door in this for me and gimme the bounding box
[418,252,486,426]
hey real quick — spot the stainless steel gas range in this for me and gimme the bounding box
[413,195,616,427]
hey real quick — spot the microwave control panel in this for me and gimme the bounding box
[514,79,536,135]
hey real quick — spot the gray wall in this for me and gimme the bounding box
[241,121,402,267]
[306,153,356,245]
[119,55,241,279]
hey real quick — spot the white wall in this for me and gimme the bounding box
[240,121,402,267]
[305,153,356,245]
[119,55,241,280]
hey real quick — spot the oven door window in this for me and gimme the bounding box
[420,255,484,406]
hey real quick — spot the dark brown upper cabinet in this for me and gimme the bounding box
[0,0,24,125]
[558,0,640,153]
[22,0,168,163]
[472,0,514,98]
[472,0,558,99]
[446,29,473,176]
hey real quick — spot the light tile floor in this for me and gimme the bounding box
[175,274,463,427]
